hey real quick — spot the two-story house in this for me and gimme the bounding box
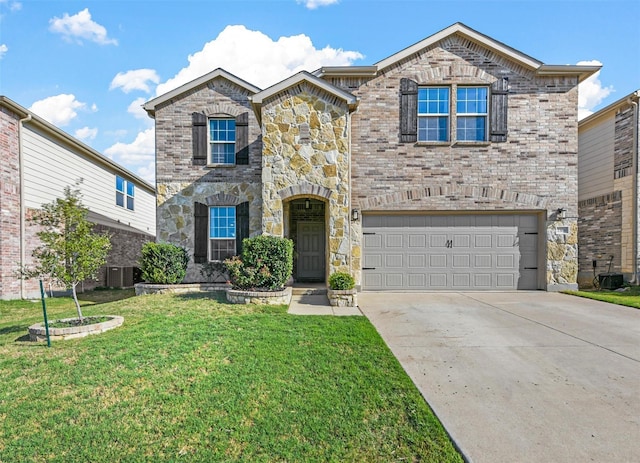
[577,90,639,287]
[144,23,598,291]
[0,96,156,299]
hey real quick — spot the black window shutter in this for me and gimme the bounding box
[490,78,509,142]
[192,112,208,165]
[400,78,418,143]
[235,112,249,165]
[194,202,208,263]
[235,201,250,256]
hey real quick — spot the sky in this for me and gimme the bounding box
[1,0,638,185]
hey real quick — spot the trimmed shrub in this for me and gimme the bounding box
[224,235,293,291]
[328,272,355,290]
[139,242,189,284]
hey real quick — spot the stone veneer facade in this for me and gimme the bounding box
[259,84,353,277]
[150,28,591,290]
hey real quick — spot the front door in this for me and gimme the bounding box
[297,221,325,281]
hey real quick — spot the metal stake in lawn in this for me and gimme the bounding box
[39,280,51,347]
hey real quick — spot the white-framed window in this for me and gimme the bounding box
[417,85,489,142]
[116,175,134,211]
[209,206,236,261]
[418,87,450,142]
[209,119,236,164]
[456,87,488,141]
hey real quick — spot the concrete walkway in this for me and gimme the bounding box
[287,286,362,316]
[359,291,640,463]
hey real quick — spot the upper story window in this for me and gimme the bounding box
[418,87,450,142]
[192,112,249,166]
[403,78,506,144]
[209,119,236,164]
[116,175,134,211]
[456,87,488,141]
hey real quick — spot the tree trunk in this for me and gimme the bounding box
[72,283,83,320]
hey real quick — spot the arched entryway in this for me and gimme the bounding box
[286,198,326,282]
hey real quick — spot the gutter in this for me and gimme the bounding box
[18,113,32,299]
[629,94,639,283]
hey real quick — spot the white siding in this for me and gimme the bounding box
[22,125,156,236]
[578,115,614,200]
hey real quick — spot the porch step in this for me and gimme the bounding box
[291,287,327,296]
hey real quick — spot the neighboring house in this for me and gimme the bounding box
[144,23,598,291]
[0,96,156,300]
[577,90,639,287]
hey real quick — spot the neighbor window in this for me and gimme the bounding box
[209,119,236,164]
[418,87,450,142]
[456,87,488,141]
[116,175,134,211]
[209,206,236,261]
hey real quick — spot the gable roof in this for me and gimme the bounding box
[0,96,155,194]
[315,22,600,83]
[143,68,261,118]
[249,71,359,124]
[579,89,640,129]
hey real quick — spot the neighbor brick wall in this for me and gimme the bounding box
[0,106,23,299]
[578,192,623,286]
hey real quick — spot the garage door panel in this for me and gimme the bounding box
[408,234,426,247]
[429,274,448,287]
[385,254,403,267]
[385,273,404,287]
[452,273,471,287]
[408,254,426,268]
[430,254,447,268]
[474,274,492,287]
[386,234,403,247]
[362,214,539,290]
[452,255,471,268]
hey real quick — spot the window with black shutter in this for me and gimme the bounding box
[192,112,208,165]
[194,202,209,263]
[235,113,249,165]
[490,77,509,142]
[400,78,418,143]
[235,202,250,255]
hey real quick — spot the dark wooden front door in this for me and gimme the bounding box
[297,221,325,281]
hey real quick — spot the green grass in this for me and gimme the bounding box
[0,290,462,463]
[565,286,640,309]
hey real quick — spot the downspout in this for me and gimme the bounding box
[629,94,639,284]
[18,113,32,299]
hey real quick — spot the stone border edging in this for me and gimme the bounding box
[327,288,357,307]
[134,282,231,295]
[28,316,124,342]
[227,287,292,305]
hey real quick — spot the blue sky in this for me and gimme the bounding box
[1,0,638,183]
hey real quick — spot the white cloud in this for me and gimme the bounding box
[297,0,339,9]
[49,8,117,45]
[127,97,151,120]
[577,60,613,120]
[0,44,7,59]
[29,94,86,126]
[75,126,98,141]
[0,0,22,12]
[104,128,155,183]
[156,25,363,94]
[110,69,160,94]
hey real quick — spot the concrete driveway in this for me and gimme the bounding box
[358,291,640,463]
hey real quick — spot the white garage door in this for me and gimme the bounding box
[362,214,539,290]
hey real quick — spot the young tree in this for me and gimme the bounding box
[22,185,111,320]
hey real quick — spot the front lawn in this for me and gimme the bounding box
[565,286,640,309]
[0,290,462,463]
